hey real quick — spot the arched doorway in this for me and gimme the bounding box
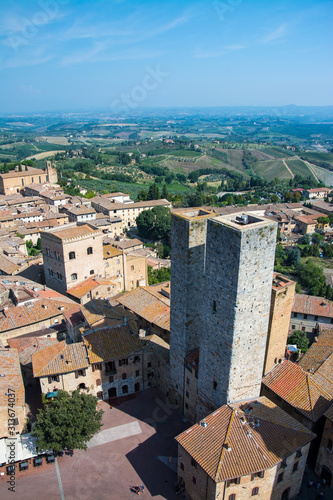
[321,465,332,487]
[281,488,290,500]
[108,387,117,398]
[135,382,140,392]
[122,385,128,394]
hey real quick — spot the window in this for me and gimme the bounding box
[314,315,318,321]
[131,265,134,271]
[56,272,62,281]
[191,458,197,469]
[302,327,305,332]
[135,370,140,377]
[277,472,284,484]
[147,372,153,379]
[180,463,184,471]
[56,252,61,260]
[213,381,217,390]
[109,376,114,383]
[292,325,295,330]
[252,487,259,496]
[90,270,94,275]
[87,247,93,255]
[69,251,75,260]
[107,287,111,291]
[228,495,236,500]
[251,471,264,480]
[71,273,77,281]
[185,403,188,409]
[48,375,60,383]
[186,391,189,398]
[48,268,53,276]
[227,478,240,487]
[39,176,41,183]
[213,300,217,312]
[293,312,297,318]
[186,377,190,385]
[106,361,116,373]
[303,314,307,319]
[296,449,302,458]
[75,369,86,378]
[96,379,101,386]
[122,385,128,394]
[97,391,103,398]
[95,292,99,296]
[280,460,287,469]
[122,373,127,380]
[327,439,333,452]
[46,247,51,256]
[119,358,128,367]
[292,462,298,473]
[192,476,196,485]
[116,259,120,264]
[147,362,151,368]
[133,356,140,363]
[92,363,102,372]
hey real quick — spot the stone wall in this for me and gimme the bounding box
[315,416,333,489]
[264,277,295,375]
[169,210,212,410]
[197,214,277,418]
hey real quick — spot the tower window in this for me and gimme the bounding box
[71,273,77,281]
[90,270,94,275]
[69,251,75,260]
[213,300,217,312]
[87,247,93,255]
[213,381,217,390]
[252,487,259,496]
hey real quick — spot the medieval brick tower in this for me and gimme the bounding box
[263,274,296,375]
[169,209,213,410]
[197,213,277,419]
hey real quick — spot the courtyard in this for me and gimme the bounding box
[0,388,188,500]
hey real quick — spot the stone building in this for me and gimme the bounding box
[315,403,333,488]
[41,224,105,294]
[290,295,333,335]
[263,274,296,375]
[0,162,57,195]
[175,397,314,500]
[197,213,277,419]
[0,349,26,438]
[169,209,213,411]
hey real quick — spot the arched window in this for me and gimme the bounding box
[87,247,93,255]
[122,385,128,394]
[229,495,236,500]
[69,251,75,260]
[71,273,77,281]
[90,270,94,275]
[252,488,259,496]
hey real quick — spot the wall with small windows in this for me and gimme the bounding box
[177,443,310,500]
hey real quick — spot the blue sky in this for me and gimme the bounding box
[0,0,332,113]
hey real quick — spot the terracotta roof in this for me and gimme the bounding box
[67,277,116,299]
[176,396,314,483]
[32,341,89,377]
[103,244,122,259]
[44,224,99,241]
[272,274,295,291]
[0,348,25,407]
[113,238,143,250]
[116,285,170,331]
[298,329,333,373]
[82,325,142,363]
[262,360,333,422]
[8,337,58,366]
[0,167,45,179]
[292,294,333,318]
[0,297,74,333]
[307,188,331,193]
[0,254,20,274]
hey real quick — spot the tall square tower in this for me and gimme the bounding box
[197,213,277,419]
[169,209,214,409]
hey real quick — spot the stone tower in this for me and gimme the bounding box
[197,213,277,419]
[46,160,58,184]
[169,209,213,410]
[263,274,296,375]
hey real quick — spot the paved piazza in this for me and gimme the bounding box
[0,388,188,500]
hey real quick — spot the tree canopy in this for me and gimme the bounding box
[136,206,171,242]
[288,330,309,353]
[32,390,103,452]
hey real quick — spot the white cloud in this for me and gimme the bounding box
[262,23,288,44]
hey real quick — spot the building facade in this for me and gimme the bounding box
[197,214,277,419]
